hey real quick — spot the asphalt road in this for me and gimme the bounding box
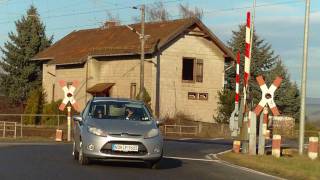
[0,139,280,180]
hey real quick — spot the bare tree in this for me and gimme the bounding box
[146,1,170,22]
[106,11,120,23]
[131,1,170,23]
[101,11,121,28]
[178,3,203,20]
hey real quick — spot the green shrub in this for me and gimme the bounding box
[41,99,64,126]
[213,89,235,124]
[23,87,45,125]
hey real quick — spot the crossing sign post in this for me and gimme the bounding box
[58,80,80,142]
[254,75,282,155]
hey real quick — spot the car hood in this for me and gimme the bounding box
[86,118,156,136]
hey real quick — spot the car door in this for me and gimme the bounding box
[74,100,91,148]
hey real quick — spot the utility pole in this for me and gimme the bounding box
[139,4,145,99]
[299,0,311,155]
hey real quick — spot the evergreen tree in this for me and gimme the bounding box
[215,24,300,122]
[0,5,52,104]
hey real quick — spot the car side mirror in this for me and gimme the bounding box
[73,115,83,123]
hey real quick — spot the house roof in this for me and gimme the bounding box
[33,18,235,65]
[87,83,115,94]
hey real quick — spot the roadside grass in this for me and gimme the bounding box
[219,152,320,180]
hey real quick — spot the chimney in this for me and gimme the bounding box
[103,21,120,29]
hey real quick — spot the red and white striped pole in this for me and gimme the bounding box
[235,52,240,111]
[272,135,281,158]
[308,137,318,160]
[263,107,268,136]
[265,130,271,140]
[243,11,251,108]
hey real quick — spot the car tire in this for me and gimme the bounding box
[72,141,79,160]
[78,141,90,165]
[145,159,160,169]
[146,151,163,169]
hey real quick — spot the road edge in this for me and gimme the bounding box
[207,150,286,180]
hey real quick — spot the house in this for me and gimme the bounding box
[32,18,235,123]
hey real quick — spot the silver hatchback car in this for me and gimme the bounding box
[72,97,163,168]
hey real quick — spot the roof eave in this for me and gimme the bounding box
[30,57,54,61]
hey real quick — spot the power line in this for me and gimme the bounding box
[0,0,184,25]
[45,0,305,33]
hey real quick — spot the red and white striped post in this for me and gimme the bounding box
[233,140,241,153]
[235,52,240,111]
[242,11,251,109]
[229,52,241,137]
[308,137,318,160]
[265,130,271,140]
[272,135,281,158]
[263,107,268,136]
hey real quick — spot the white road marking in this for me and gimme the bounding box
[208,150,285,180]
[210,138,224,140]
[164,156,219,162]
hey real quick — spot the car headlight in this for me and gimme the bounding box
[87,125,108,137]
[144,129,159,139]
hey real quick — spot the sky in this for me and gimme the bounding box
[0,0,319,98]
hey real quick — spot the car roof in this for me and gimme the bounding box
[91,97,144,104]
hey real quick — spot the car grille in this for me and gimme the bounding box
[108,133,142,138]
[100,141,148,156]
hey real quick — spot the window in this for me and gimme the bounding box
[89,101,150,121]
[130,83,136,99]
[196,59,203,82]
[182,58,203,83]
[188,92,198,100]
[182,58,194,81]
[199,93,208,100]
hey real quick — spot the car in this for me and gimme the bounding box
[72,97,164,169]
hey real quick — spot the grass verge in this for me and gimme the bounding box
[219,152,320,180]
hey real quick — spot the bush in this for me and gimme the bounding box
[42,99,81,126]
[41,99,64,126]
[213,89,235,124]
[23,87,45,125]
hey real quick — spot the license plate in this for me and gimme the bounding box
[112,144,139,152]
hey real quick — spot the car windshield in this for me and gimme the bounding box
[88,101,150,121]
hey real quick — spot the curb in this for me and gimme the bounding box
[207,150,286,180]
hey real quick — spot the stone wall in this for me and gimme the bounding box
[270,116,295,136]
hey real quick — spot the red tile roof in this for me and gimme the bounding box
[33,18,234,65]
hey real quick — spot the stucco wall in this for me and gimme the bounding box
[42,63,87,109]
[87,57,154,103]
[157,34,225,123]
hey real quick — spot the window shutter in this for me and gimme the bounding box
[196,59,203,82]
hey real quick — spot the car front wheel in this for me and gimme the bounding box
[78,141,90,165]
[72,141,79,160]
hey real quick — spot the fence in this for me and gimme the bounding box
[163,125,198,136]
[0,121,17,138]
[0,114,66,138]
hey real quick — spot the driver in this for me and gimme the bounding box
[125,107,134,120]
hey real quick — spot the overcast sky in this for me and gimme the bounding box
[0,0,319,98]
